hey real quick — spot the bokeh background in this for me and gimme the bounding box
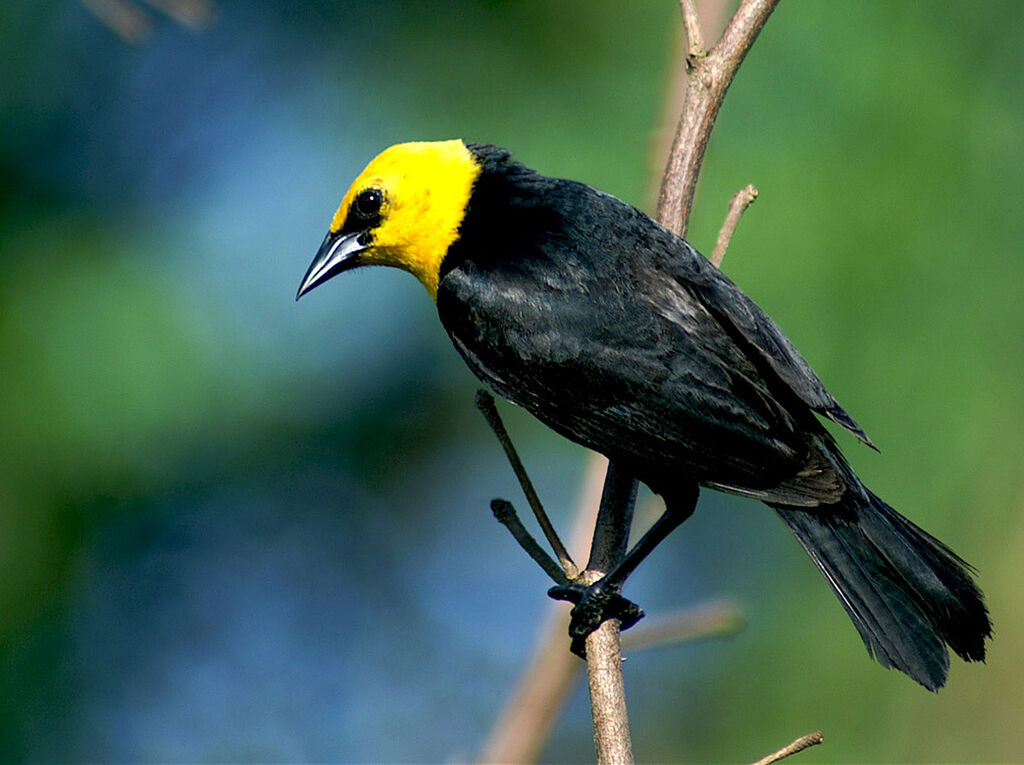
[2,1,1023,762]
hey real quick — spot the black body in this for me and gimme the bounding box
[436,145,989,690]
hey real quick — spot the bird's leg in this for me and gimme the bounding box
[549,482,700,657]
[476,390,579,579]
[490,499,569,585]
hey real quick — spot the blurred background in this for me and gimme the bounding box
[2,1,1022,761]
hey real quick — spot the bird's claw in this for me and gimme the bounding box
[548,580,645,658]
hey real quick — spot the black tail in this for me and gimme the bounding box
[773,490,991,691]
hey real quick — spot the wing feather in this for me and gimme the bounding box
[660,238,876,449]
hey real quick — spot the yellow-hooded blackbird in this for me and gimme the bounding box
[297,139,990,690]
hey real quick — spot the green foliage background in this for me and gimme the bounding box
[1,1,1022,761]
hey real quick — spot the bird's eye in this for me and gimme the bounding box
[353,188,383,219]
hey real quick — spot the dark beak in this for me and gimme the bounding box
[296,230,370,300]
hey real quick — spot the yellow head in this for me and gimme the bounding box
[296,139,481,301]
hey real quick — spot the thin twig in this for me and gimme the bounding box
[580,463,639,764]
[586,623,633,765]
[621,599,744,652]
[711,184,759,267]
[751,731,824,765]
[680,0,707,61]
[476,390,579,579]
[491,500,569,586]
[658,0,781,238]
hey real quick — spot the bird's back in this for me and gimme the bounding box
[436,166,836,500]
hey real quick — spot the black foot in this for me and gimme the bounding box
[548,580,645,658]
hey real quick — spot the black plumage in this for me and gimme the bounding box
[435,144,989,690]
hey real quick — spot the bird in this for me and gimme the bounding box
[296,139,990,690]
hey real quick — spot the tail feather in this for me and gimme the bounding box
[774,490,991,691]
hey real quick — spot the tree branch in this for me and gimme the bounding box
[658,0,780,238]
[711,184,758,267]
[578,462,639,763]
[620,599,744,652]
[586,623,633,764]
[751,731,824,765]
[679,0,707,61]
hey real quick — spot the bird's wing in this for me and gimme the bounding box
[438,256,820,495]
[661,238,876,449]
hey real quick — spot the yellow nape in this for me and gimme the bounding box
[331,139,481,299]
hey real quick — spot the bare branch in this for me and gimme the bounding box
[658,0,781,238]
[621,599,744,652]
[751,731,824,765]
[577,462,638,764]
[711,184,759,267]
[476,390,579,579]
[586,620,633,765]
[679,0,707,61]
